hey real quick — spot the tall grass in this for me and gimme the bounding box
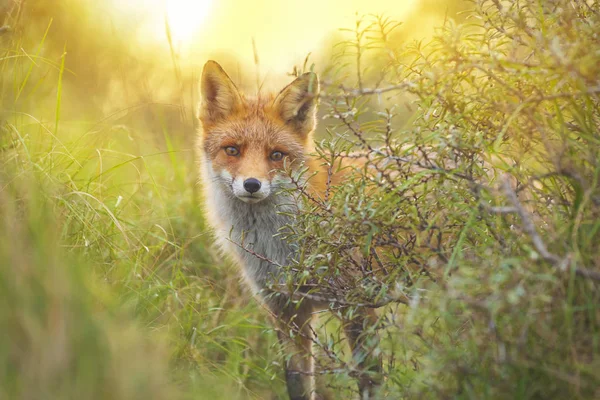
[1,2,290,398]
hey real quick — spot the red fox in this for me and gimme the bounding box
[197,60,381,400]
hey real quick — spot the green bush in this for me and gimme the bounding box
[280,1,600,398]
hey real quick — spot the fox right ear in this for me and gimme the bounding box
[199,61,243,125]
[272,72,319,138]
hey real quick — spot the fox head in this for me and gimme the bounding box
[198,60,319,204]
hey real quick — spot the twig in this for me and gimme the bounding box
[226,237,286,269]
[276,287,409,308]
[480,202,518,214]
[500,174,600,281]
[318,81,413,99]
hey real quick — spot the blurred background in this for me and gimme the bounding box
[1,0,467,140]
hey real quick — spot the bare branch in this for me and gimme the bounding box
[479,202,519,214]
[275,287,410,308]
[501,175,600,281]
[318,81,412,99]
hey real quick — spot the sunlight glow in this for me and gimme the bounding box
[165,0,213,43]
[111,0,420,75]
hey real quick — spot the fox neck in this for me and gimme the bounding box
[201,158,298,299]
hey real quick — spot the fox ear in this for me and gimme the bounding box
[199,60,243,125]
[272,72,319,137]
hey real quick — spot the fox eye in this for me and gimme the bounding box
[224,146,239,156]
[270,151,284,161]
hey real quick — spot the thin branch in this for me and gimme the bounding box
[500,175,600,281]
[480,202,518,214]
[226,237,287,269]
[318,82,412,99]
[276,287,410,308]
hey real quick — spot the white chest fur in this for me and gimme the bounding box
[201,160,297,296]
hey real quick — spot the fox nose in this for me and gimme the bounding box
[243,178,261,194]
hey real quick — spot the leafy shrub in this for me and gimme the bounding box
[278,1,600,398]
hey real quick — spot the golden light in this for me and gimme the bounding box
[164,0,213,44]
[110,0,421,74]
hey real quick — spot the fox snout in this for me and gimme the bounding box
[229,174,272,204]
[243,178,261,193]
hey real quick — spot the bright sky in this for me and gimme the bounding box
[111,0,419,77]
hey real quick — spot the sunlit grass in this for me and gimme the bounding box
[1,8,289,397]
[1,101,288,400]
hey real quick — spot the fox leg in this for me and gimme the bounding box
[273,301,316,400]
[342,308,382,400]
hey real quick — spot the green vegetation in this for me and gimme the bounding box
[1,2,284,399]
[293,1,600,398]
[1,0,599,399]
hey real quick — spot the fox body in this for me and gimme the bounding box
[197,61,380,400]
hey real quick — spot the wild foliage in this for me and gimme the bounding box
[1,1,284,399]
[1,0,599,399]
[275,0,600,398]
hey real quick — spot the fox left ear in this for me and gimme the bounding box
[272,72,319,138]
[199,60,244,125]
